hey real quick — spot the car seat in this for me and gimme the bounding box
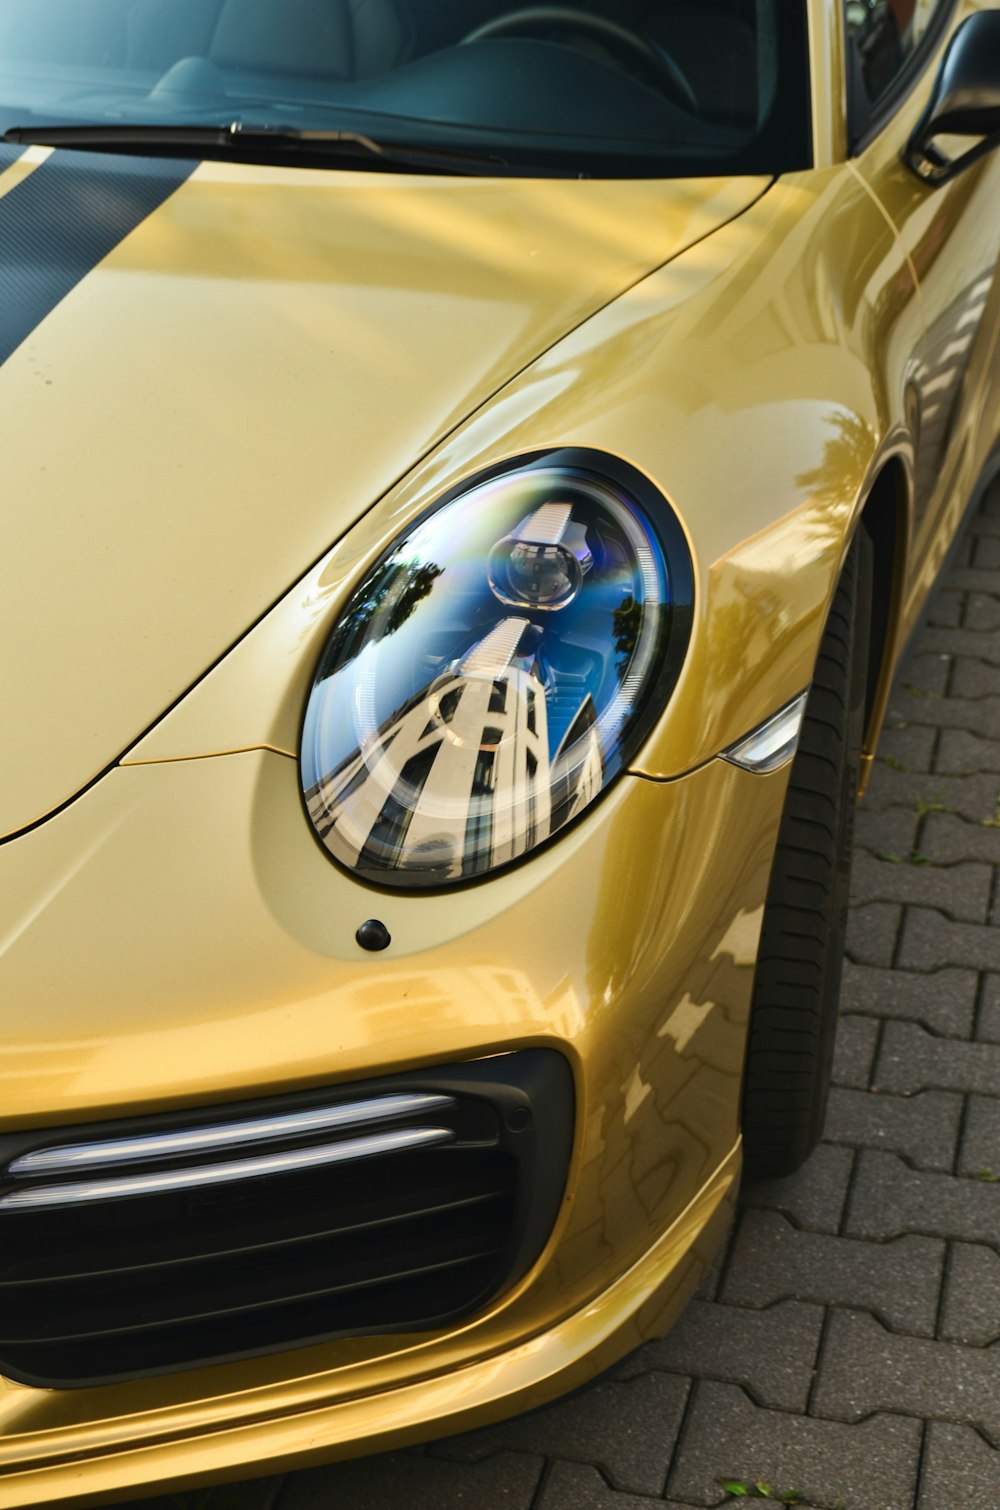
[209,0,412,81]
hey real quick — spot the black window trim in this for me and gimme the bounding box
[847,0,959,156]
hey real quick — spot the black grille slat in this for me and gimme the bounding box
[1,1151,501,1279]
[0,1149,515,1363]
[0,1253,505,1384]
[0,1191,511,1340]
[0,1244,505,1345]
[0,1188,505,1290]
[0,1051,574,1388]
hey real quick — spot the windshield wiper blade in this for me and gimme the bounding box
[2,121,510,174]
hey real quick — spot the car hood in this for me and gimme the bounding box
[0,149,768,840]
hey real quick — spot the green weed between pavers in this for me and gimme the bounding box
[879,754,910,772]
[878,851,931,865]
[720,1480,807,1503]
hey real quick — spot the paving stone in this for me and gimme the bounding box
[941,1242,1000,1345]
[979,974,1000,1042]
[875,721,937,773]
[850,851,991,922]
[839,962,977,1037]
[537,1462,696,1510]
[957,1095,1000,1179]
[922,624,1000,664]
[921,810,1000,863]
[812,1308,1000,1439]
[886,691,1000,739]
[861,760,922,810]
[928,588,965,629]
[935,727,1000,774]
[832,1015,879,1088]
[978,492,1000,528]
[741,1144,853,1235]
[972,536,1000,570]
[972,499,1000,531]
[884,692,942,733]
[429,1372,688,1496]
[897,652,953,698]
[951,657,1000,699]
[965,594,1000,632]
[845,901,902,966]
[862,768,1000,826]
[945,568,1000,600]
[918,1421,1000,1507]
[824,1087,962,1171]
[933,775,1000,825]
[666,1381,921,1510]
[721,1209,944,1336]
[280,1451,542,1510]
[875,1020,1000,1097]
[898,906,1000,972]
[854,806,921,857]
[846,1150,1000,1243]
[617,1299,823,1413]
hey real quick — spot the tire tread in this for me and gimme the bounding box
[741,528,872,1179]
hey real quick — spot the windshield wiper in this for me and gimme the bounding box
[2,121,511,175]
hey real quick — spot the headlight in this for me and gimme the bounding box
[300,451,693,888]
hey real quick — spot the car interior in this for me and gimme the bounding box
[0,1,810,174]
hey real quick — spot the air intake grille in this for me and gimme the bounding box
[0,1051,572,1388]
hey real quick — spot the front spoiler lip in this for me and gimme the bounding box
[0,1141,739,1509]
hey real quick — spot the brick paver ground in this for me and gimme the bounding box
[124,488,1000,1509]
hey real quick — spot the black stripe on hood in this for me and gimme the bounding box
[0,149,196,367]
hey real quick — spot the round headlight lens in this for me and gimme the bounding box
[300,451,693,888]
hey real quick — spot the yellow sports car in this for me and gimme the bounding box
[2,0,999,1504]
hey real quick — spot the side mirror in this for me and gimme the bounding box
[906,11,1000,184]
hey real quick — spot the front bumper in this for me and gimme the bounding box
[0,747,787,1505]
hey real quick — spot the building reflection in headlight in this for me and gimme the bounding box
[306,616,603,881]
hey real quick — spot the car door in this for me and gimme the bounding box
[844,0,1000,614]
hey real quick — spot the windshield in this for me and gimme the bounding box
[0,1,811,176]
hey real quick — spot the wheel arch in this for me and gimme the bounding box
[853,454,911,795]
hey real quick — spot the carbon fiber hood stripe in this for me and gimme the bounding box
[0,148,195,367]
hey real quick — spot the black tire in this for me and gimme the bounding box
[741,526,873,1180]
